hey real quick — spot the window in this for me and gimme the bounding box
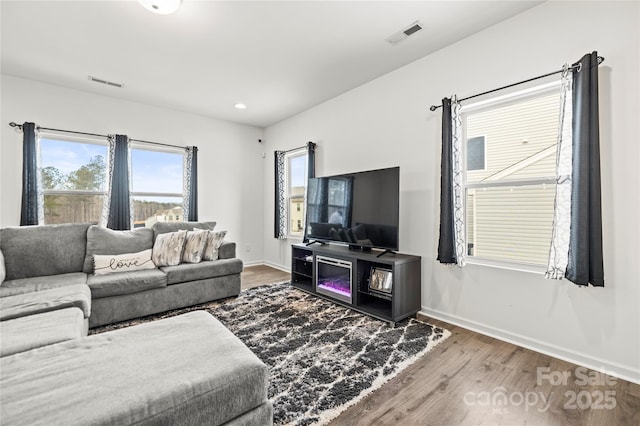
[466,136,486,171]
[40,135,108,224]
[463,83,561,267]
[286,150,308,237]
[130,144,185,228]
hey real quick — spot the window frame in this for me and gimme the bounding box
[461,81,562,272]
[39,131,109,225]
[285,148,308,238]
[129,142,186,227]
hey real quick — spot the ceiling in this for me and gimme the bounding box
[1,1,542,128]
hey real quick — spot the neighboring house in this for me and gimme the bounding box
[144,206,184,228]
[289,186,305,236]
[465,91,560,266]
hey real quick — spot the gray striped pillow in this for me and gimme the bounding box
[152,230,187,267]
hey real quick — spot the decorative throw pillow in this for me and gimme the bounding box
[83,226,154,273]
[152,230,188,267]
[202,230,227,261]
[182,229,209,264]
[94,249,156,276]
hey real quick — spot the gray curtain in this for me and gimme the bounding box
[566,52,604,286]
[107,135,131,230]
[20,122,40,226]
[306,141,316,180]
[302,142,316,243]
[184,146,198,221]
[437,98,456,264]
[274,151,287,239]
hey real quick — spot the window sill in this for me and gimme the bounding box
[465,257,546,275]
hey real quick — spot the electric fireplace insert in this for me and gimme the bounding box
[315,255,353,304]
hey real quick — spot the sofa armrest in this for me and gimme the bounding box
[218,242,236,260]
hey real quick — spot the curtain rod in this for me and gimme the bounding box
[279,141,315,154]
[8,122,185,150]
[429,56,604,112]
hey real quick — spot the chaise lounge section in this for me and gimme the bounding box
[1,311,273,425]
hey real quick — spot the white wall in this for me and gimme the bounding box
[263,1,640,383]
[0,75,266,264]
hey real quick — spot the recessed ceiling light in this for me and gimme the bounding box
[234,103,247,110]
[138,0,181,15]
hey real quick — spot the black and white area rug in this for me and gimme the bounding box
[93,282,450,425]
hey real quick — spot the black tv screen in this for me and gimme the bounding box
[305,166,399,251]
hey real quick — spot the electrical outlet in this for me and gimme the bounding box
[245,244,251,253]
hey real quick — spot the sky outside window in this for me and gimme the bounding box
[130,148,183,194]
[290,154,306,187]
[40,138,107,175]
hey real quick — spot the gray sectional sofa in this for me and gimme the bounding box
[0,221,243,327]
[0,222,273,425]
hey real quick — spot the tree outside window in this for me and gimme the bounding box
[40,136,108,224]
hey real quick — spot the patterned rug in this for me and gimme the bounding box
[92,282,450,425]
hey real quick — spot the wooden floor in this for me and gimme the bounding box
[241,265,640,426]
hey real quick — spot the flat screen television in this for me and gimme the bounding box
[304,166,399,252]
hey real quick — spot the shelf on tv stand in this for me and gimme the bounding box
[290,243,421,325]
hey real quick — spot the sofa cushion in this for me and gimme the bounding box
[94,249,156,275]
[160,258,243,285]
[0,272,88,298]
[203,230,227,261]
[0,307,86,357]
[83,226,154,273]
[87,269,167,299]
[152,221,216,241]
[0,223,92,280]
[0,284,91,320]
[152,230,188,267]
[0,311,270,426]
[182,229,209,264]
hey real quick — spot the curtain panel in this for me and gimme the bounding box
[437,98,466,265]
[546,66,573,280]
[184,146,198,221]
[20,122,43,226]
[274,151,287,239]
[106,135,131,230]
[566,52,605,287]
[302,142,316,243]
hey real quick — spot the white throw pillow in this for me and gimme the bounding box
[94,249,156,275]
[152,229,188,267]
[202,230,227,261]
[182,229,209,264]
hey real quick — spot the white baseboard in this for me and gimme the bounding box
[263,261,290,273]
[420,307,640,386]
[243,260,291,273]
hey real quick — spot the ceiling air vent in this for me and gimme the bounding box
[385,21,423,46]
[88,76,124,88]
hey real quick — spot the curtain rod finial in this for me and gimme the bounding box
[429,105,437,111]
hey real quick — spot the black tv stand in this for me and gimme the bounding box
[376,249,396,258]
[290,243,421,325]
[305,240,326,246]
